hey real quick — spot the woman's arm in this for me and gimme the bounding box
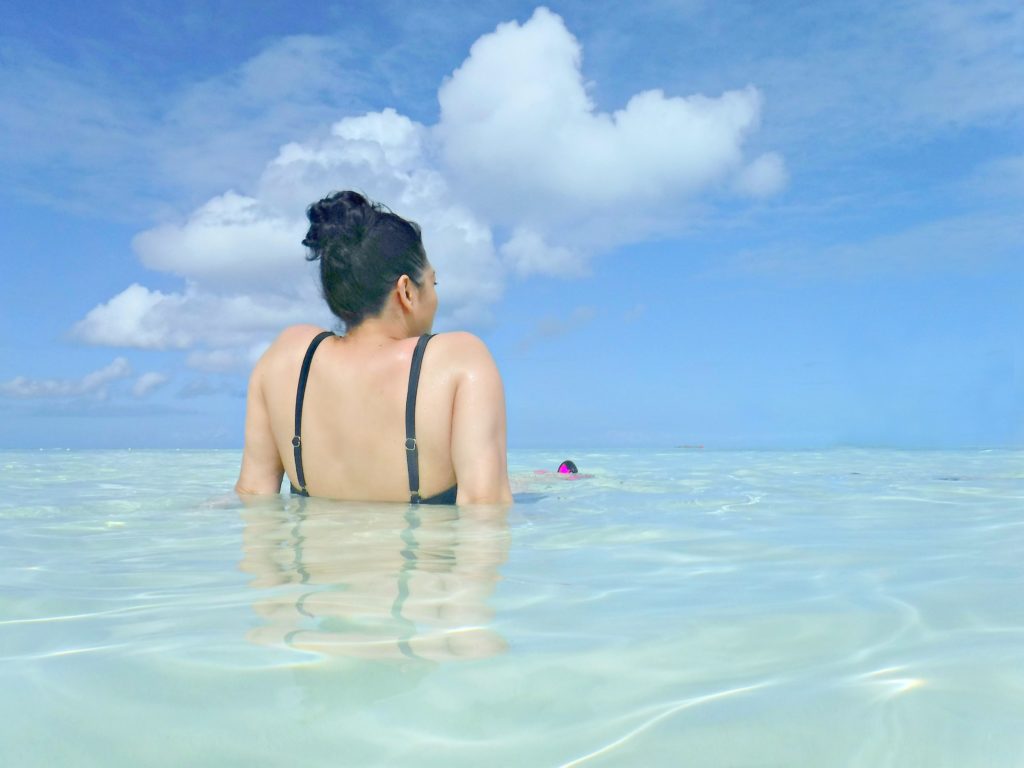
[236,364,285,496]
[449,334,513,505]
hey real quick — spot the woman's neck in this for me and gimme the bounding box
[343,316,420,347]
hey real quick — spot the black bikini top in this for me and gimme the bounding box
[289,332,457,504]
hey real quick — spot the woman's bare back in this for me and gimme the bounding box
[237,324,512,504]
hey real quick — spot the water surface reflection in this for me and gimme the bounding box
[239,497,510,662]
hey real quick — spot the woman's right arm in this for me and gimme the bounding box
[235,361,286,496]
[449,333,513,505]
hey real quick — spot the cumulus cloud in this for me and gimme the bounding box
[133,192,305,288]
[0,358,132,399]
[74,285,190,349]
[73,6,781,360]
[131,372,170,398]
[73,282,322,351]
[438,8,769,216]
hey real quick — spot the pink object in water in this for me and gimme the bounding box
[532,468,594,480]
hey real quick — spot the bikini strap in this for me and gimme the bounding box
[292,330,335,494]
[405,334,435,504]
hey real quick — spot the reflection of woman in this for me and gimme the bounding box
[236,191,512,504]
[239,497,509,662]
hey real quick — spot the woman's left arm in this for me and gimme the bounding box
[236,365,285,495]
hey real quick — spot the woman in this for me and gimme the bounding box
[235,191,512,504]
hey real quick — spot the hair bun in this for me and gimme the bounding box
[303,191,373,252]
[301,190,427,329]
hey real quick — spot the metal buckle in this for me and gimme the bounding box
[404,437,417,451]
[292,436,301,448]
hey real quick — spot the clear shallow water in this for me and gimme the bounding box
[1,448,1023,767]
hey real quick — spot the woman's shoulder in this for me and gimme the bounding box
[427,332,500,373]
[428,331,493,357]
[254,324,333,371]
[275,323,332,347]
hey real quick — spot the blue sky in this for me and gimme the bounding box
[1,0,1021,449]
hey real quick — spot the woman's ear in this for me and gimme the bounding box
[395,274,416,312]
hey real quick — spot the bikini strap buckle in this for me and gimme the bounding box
[404,437,416,451]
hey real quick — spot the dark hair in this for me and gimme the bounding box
[302,191,427,328]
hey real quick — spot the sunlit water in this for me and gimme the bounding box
[1,448,1022,767]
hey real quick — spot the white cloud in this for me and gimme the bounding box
[133,192,305,288]
[73,283,325,351]
[0,358,132,399]
[73,7,780,357]
[734,152,788,198]
[437,7,775,225]
[73,284,191,349]
[131,372,170,398]
[500,228,586,277]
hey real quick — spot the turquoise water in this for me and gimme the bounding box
[2,448,1023,766]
